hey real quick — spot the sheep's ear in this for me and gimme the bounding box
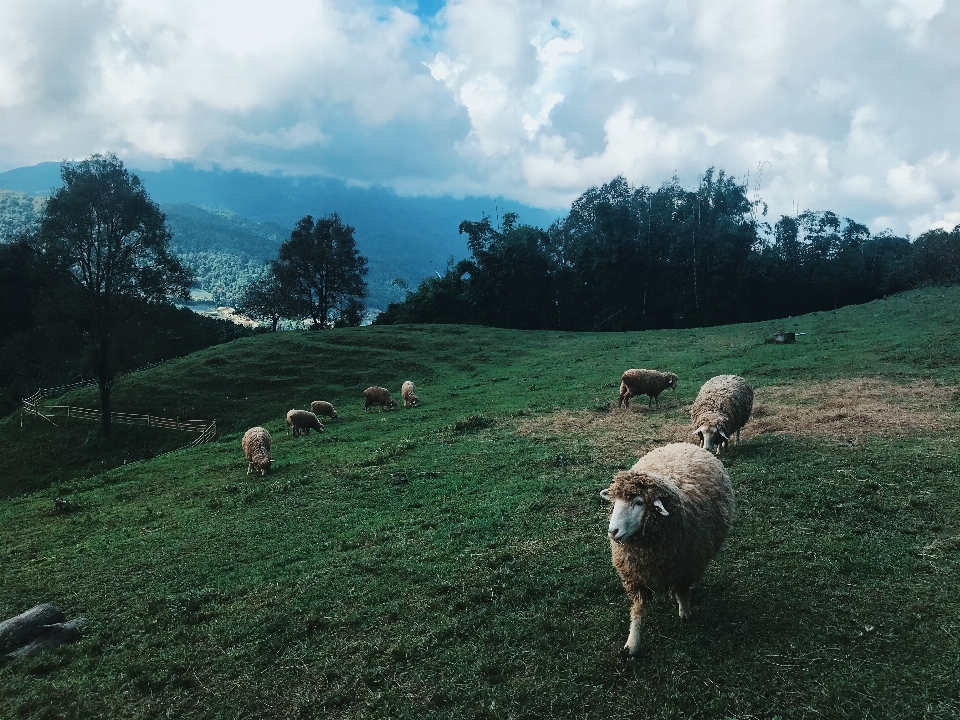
[653,499,670,516]
[692,425,705,437]
[599,488,612,502]
[718,428,729,440]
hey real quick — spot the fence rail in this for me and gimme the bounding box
[21,365,218,461]
[25,360,168,402]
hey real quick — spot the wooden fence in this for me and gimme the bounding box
[25,360,168,402]
[21,362,217,457]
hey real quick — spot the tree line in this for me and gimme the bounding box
[375,170,960,331]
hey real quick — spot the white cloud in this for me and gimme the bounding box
[885,0,944,43]
[2,0,960,235]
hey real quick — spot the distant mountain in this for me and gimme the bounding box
[0,162,561,312]
[162,205,286,307]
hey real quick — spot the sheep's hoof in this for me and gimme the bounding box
[621,644,646,660]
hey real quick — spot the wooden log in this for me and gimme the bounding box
[3,619,87,661]
[0,604,65,653]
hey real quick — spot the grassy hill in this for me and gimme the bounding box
[1,286,959,719]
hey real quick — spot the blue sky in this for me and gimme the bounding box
[1,0,959,236]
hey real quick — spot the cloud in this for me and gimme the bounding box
[2,0,960,236]
[1,0,459,180]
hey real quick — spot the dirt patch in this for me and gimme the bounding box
[518,378,957,461]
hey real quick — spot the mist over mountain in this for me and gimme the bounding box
[0,162,560,310]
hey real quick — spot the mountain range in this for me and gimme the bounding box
[0,162,560,311]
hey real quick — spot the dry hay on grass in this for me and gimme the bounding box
[746,378,956,442]
[517,406,691,465]
[518,378,958,463]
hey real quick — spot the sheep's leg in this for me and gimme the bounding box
[624,586,652,656]
[736,429,741,445]
[674,584,693,620]
[247,462,253,475]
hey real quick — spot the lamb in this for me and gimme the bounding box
[241,426,273,476]
[285,409,324,437]
[601,442,734,656]
[618,369,679,409]
[690,375,754,453]
[310,400,340,420]
[401,380,419,407]
[364,386,396,412]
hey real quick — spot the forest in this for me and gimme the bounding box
[376,170,960,330]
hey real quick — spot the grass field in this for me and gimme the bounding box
[1,286,959,719]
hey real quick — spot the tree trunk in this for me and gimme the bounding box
[99,378,111,434]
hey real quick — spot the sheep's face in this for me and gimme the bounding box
[667,374,678,390]
[694,413,727,453]
[253,454,272,474]
[601,474,671,543]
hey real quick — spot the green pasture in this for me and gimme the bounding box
[1,286,959,719]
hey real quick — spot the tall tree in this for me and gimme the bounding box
[274,213,368,328]
[37,154,193,432]
[235,270,291,332]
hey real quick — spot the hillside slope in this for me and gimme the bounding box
[1,286,959,719]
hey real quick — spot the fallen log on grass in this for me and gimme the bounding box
[0,604,86,661]
[4,619,87,660]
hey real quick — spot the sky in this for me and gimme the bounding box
[1,0,959,236]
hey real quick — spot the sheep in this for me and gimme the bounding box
[286,409,324,437]
[600,442,734,656]
[364,386,396,412]
[690,375,754,453]
[310,400,340,420]
[401,380,419,408]
[241,427,272,476]
[618,369,679,409]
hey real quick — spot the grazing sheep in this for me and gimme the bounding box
[242,427,272,476]
[286,409,324,437]
[618,369,679,409]
[364,386,396,412]
[310,400,340,420]
[401,380,420,407]
[601,442,734,656]
[690,375,754,453]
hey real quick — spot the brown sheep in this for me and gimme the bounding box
[690,375,754,453]
[310,400,340,420]
[286,409,324,437]
[601,442,734,656]
[364,386,396,412]
[241,427,273,476]
[618,369,679,408]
